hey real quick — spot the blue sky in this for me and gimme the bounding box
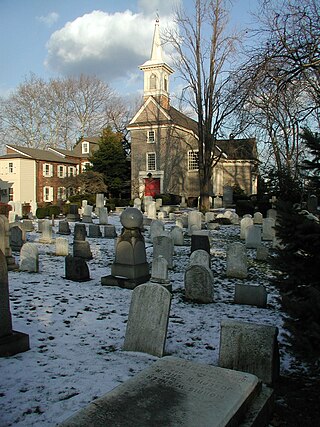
[0,0,258,98]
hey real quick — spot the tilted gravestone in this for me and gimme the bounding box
[19,243,39,272]
[234,283,268,308]
[184,264,214,303]
[226,242,248,279]
[65,255,90,282]
[0,249,30,356]
[123,283,171,357]
[219,319,280,385]
[9,224,25,251]
[59,356,274,427]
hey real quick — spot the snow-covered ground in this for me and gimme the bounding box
[1,211,295,426]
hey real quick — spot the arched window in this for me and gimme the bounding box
[150,73,157,90]
[164,75,168,91]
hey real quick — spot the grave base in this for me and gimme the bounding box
[150,278,172,292]
[101,274,151,290]
[0,330,30,357]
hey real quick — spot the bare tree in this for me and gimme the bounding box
[164,0,245,211]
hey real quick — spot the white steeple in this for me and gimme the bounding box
[140,19,174,109]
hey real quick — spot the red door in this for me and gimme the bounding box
[144,177,160,197]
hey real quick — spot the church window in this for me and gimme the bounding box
[164,76,168,91]
[147,130,155,143]
[188,150,199,170]
[147,152,156,171]
[150,74,157,90]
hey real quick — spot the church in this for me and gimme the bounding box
[128,20,258,203]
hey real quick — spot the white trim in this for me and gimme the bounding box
[47,147,66,158]
[128,96,171,125]
[5,145,32,158]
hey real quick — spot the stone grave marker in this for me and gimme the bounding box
[55,237,69,256]
[74,223,87,241]
[240,217,254,240]
[65,255,90,282]
[256,245,269,261]
[234,283,268,308]
[170,226,184,246]
[59,356,274,427]
[266,209,277,220]
[82,205,93,223]
[226,242,247,279]
[188,211,202,234]
[0,215,18,270]
[262,218,275,241]
[99,207,108,225]
[123,283,171,357]
[95,193,105,214]
[9,225,25,251]
[253,212,263,225]
[219,319,280,385]
[149,219,164,240]
[184,264,214,303]
[189,249,210,268]
[8,211,18,224]
[245,225,262,249]
[67,204,80,222]
[307,194,318,214]
[223,185,233,207]
[157,211,165,220]
[169,212,176,220]
[133,198,142,210]
[0,249,30,356]
[58,220,71,235]
[39,219,53,243]
[151,255,170,290]
[205,212,215,223]
[88,224,102,238]
[19,243,39,272]
[146,201,157,219]
[191,232,210,255]
[21,219,34,232]
[214,195,223,208]
[103,225,117,238]
[153,234,174,269]
[73,240,92,260]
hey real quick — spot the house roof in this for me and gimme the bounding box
[216,139,258,161]
[3,145,79,164]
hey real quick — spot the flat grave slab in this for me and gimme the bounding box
[60,356,273,427]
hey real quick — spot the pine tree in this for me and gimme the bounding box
[301,129,320,194]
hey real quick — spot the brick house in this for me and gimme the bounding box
[128,20,259,201]
[0,137,99,211]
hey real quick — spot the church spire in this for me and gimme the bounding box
[140,19,174,109]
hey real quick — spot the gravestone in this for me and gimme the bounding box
[234,283,268,308]
[155,198,162,210]
[188,211,202,234]
[123,283,171,357]
[149,219,164,240]
[65,255,90,282]
[95,193,105,214]
[0,249,30,356]
[82,205,93,223]
[214,196,223,208]
[21,219,34,232]
[240,217,254,239]
[253,212,263,225]
[66,204,80,222]
[191,232,210,255]
[180,194,187,207]
[55,237,69,256]
[99,207,108,225]
[39,219,53,243]
[0,215,18,270]
[146,201,157,219]
[169,212,176,221]
[103,225,117,238]
[307,194,318,214]
[266,209,277,220]
[189,249,210,269]
[157,211,165,221]
[88,224,102,238]
[226,242,247,279]
[151,255,170,290]
[133,198,142,210]
[101,208,150,288]
[256,245,269,261]
[205,212,216,223]
[19,243,39,272]
[143,196,153,213]
[223,185,233,207]
[262,218,275,241]
[219,319,280,385]
[170,226,184,246]
[58,220,71,235]
[185,264,214,303]
[74,223,87,241]
[153,235,174,269]
[175,218,184,229]
[73,241,92,260]
[59,356,274,427]
[9,225,25,251]
[245,225,262,249]
[8,211,18,224]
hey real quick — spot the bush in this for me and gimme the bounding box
[36,204,61,219]
[235,199,255,217]
[36,207,48,219]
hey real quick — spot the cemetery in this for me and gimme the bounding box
[0,203,319,426]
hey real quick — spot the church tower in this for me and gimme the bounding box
[140,19,174,110]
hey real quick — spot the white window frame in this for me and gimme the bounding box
[8,188,13,201]
[82,141,89,154]
[8,162,13,173]
[57,165,66,178]
[188,150,199,171]
[147,130,155,143]
[43,186,54,202]
[43,163,53,177]
[68,166,76,177]
[57,186,66,201]
[146,152,156,171]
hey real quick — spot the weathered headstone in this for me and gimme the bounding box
[59,356,274,427]
[82,205,93,223]
[184,264,214,303]
[262,218,275,241]
[153,235,174,269]
[214,196,223,208]
[55,237,69,256]
[245,225,262,249]
[21,219,34,232]
[39,219,53,243]
[234,283,268,308]
[226,242,247,279]
[9,225,25,251]
[99,207,108,225]
[170,226,184,246]
[157,211,165,221]
[307,194,318,214]
[191,232,210,255]
[74,223,87,241]
[219,319,280,385]
[0,249,30,357]
[240,217,254,240]
[103,225,117,238]
[88,224,102,238]
[95,193,105,214]
[149,219,164,240]
[133,198,142,210]
[189,249,210,268]
[253,212,263,225]
[57,220,71,235]
[0,215,18,270]
[188,211,202,234]
[102,208,150,288]
[205,212,216,223]
[65,255,90,282]
[66,204,80,222]
[151,255,170,290]
[266,208,277,220]
[223,185,233,207]
[19,243,39,272]
[256,245,269,261]
[146,201,157,219]
[73,240,92,260]
[123,283,171,357]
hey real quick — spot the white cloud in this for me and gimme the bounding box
[44,10,176,84]
[37,12,59,27]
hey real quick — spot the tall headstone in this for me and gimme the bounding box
[57,220,71,235]
[184,264,214,303]
[0,249,30,356]
[153,235,174,269]
[151,255,170,290]
[39,219,53,243]
[82,205,93,223]
[170,226,184,246]
[74,223,87,241]
[123,283,171,357]
[188,211,202,234]
[99,207,108,225]
[0,215,18,270]
[245,225,262,249]
[191,232,210,255]
[240,217,254,240]
[219,319,279,385]
[223,185,233,207]
[19,243,39,272]
[226,242,247,279]
[95,193,105,214]
[307,194,318,214]
[9,225,25,251]
[262,218,275,241]
[146,201,157,219]
[149,219,165,240]
[101,208,150,288]
[65,255,90,282]
[67,204,80,222]
[55,237,69,256]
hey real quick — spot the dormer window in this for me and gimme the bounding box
[147,130,155,143]
[82,141,89,154]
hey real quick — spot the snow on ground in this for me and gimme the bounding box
[1,211,294,426]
